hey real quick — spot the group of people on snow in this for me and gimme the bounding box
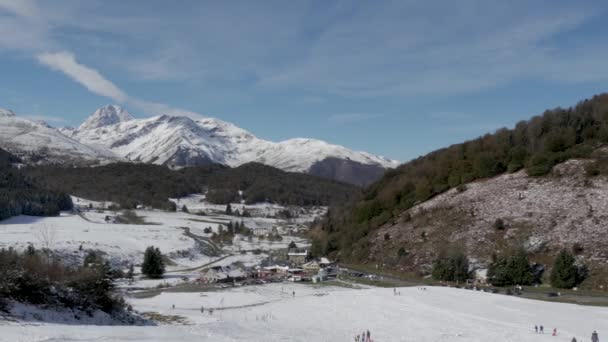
[354,330,372,342]
[535,325,599,342]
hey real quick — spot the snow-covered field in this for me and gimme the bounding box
[1,284,606,341]
[3,196,605,341]
[0,197,313,270]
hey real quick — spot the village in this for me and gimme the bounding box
[197,246,339,286]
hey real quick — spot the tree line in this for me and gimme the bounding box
[431,247,586,289]
[24,162,358,211]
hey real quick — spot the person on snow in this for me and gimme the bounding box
[572,338,577,342]
[540,325,544,334]
[553,328,558,336]
[535,326,538,333]
[592,331,599,342]
[367,330,371,341]
[200,306,204,314]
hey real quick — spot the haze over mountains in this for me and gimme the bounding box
[0,105,399,185]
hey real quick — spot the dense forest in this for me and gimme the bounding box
[313,93,608,261]
[24,162,358,210]
[0,148,72,221]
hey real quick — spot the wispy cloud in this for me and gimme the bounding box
[2,1,608,116]
[36,51,203,118]
[37,51,129,103]
[1,1,203,118]
[328,113,382,125]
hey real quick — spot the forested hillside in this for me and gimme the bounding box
[24,162,359,210]
[0,148,72,221]
[314,94,608,267]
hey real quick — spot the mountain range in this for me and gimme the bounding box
[0,105,399,185]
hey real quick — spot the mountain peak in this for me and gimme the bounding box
[0,109,16,117]
[78,104,134,131]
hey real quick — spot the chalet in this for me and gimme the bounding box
[302,257,334,272]
[200,265,247,283]
[287,248,309,265]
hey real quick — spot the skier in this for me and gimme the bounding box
[592,331,599,342]
[200,305,204,314]
[535,326,538,333]
[540,325,544,334]
[361,332,366,341]
[367,330,371,342]
[393,288,397,296]
[209,308,213,315]
[553,328,558,336]
[292,291,295,298]
[172,304,175,310]
[571,338,577,342]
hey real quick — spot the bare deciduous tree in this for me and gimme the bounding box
[35,224,57,251]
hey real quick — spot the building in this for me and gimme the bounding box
[200,265,248,283]
[287,248,309,265]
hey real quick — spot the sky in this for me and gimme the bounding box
[0,0,607,162]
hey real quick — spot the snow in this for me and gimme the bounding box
[77,104,134,131]
[0,108,118,163]
[1,284,606,341]
[66,105,399,171]
[0,212,194,265]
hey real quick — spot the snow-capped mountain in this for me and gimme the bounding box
[0,104,398,184]
[0,108,119,164]
[69,105,399,184]
[78,104,134,131]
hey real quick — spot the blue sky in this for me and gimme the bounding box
[0,0,607,162]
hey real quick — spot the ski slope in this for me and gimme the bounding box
[0,284,605,341]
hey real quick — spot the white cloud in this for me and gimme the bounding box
[37,51,129,103]
[36,51,204,119]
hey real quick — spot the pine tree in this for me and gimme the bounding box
[431,249,469,282]
[141,246,165,279]
[225,203,232,215]
[127,263,134,280]
[550,250,579,289]
[181,205,189,213]
[487,250,533,286]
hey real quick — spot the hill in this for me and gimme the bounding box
[24,162,359,210]
[313,93,608,289]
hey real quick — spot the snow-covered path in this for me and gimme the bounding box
[1,284,606,341]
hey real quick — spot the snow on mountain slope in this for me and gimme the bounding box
[73,114,231,166]
[77,104,134,131]
[70,105,399,177]
[0,108,119,164]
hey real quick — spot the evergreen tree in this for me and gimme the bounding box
[141,246,165,279]
[181,205,189,213]
[431,249,469,282]
[550,250,580,289]
[288,241,297,249]
[225,203,232,215]
[127,263,134,280]
[487,250,534,286]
